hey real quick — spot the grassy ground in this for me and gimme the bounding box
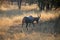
[0,4,60,40]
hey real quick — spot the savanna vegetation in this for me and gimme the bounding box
[0,0,60,40]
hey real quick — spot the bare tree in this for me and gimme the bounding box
[54,14,60,35]
[17,0,22,9]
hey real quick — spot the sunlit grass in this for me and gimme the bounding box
[41,11,59,22]
[0,13,38,27]
[0,4,18,10]
[0,12,59,40]
[0,4,59,27]
[0,4,38,11]
[0,11,59,28]
[21,4,38,11]
[12,32,54,40]
[0,4,60,40]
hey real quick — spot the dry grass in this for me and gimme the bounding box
[21,4,38,11]
[0,4,60,40]
[0,11,59,27]
[0,12,59,40]
[0,32,55,40]
[0,4,38,11]
[40,11,59,22]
